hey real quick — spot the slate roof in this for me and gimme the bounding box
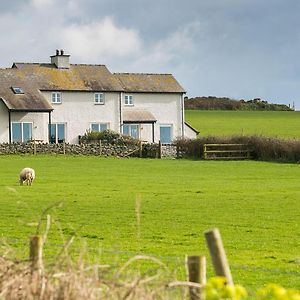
[0,61,185,111]
[0,68,53,111]
[114,73,185,93]
[12,63,124,91]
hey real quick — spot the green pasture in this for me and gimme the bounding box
[185,110,300,138]
[1,155,300,290]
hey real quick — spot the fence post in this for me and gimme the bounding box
[62,140,66,155]
[29,235,43,274]
[139,141,143,158]
[158,140,162,159]
[99,140,102,156]
[204,228,233,285]
[187,256,206,300]
[33,139,37,155]
[203,144,207,160]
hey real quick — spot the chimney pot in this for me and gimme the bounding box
[61,49,64,55]
[56,49,59,56]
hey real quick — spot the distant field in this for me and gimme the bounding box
[185,110,300,138]
[1,155,300,290]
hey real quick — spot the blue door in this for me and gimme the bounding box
[160,125,172,144]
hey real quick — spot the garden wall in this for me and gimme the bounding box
[0,141,178,158]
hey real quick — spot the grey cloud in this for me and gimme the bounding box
[0,0,300,107]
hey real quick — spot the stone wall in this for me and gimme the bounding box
[0,142,141,157]
[0,142,184,158]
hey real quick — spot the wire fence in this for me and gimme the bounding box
[2,236,300,279]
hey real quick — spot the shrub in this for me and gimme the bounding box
[175,136,300,163]
[80,129,140,146]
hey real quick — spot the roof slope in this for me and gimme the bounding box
[0,69,53,111]
[13,63,124,91]
[114,73,185,93]
[0,62,185,111]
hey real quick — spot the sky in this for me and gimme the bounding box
[0,0,300,108]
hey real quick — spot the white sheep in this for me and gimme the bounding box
[19,167,35,186]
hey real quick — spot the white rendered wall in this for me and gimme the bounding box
[0,92,184,144]
[184,123,198,139]
[0,102,9,142]
[122,93,183,143]
[0,102,49,143]
[43,91,120,144]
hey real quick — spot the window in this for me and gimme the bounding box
[49,123,65,143]
[12,122,32,142]
[11,87,24,94]
[160,125,172,144]
[124,95,133,106]
[94,93,105,104]
[91,123,109,132]
[123,124,139,139]
[51,92,62,103]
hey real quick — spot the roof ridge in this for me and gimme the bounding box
[13,62,107,67]
[71,63,106,67]
[114,72,172,76]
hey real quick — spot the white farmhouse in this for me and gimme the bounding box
[0,50,198,144]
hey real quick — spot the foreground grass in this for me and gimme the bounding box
[185,110,300,138]
[1,155,300,290]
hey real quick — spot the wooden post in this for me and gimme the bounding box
[204,228,233,285]
[63,140,66,155]
[33,139,37,155]
[99,140,102,156]
[139,141,143,158]
[29,235,43,274]
[204,144,207,160]
[158,140,162,159]
[187,256,206,300]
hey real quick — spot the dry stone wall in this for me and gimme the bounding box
[0,142,181,158]
[0,142,140,157]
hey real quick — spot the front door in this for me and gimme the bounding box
[160,125,172,144]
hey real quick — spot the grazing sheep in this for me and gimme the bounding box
[19,168,35,186]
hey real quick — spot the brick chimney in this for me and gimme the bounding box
[50,49,70,69]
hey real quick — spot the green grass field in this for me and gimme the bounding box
[185,110,300,138]
[1,155,300,290]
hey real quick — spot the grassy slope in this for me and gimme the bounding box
[1,155,300,289]
[185,110,300,138]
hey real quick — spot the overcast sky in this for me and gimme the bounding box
[1,0,300,107]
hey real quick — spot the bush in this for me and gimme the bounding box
[80,129,140,146]
[175,136,300,163]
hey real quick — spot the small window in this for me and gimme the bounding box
[51,92,62,103]
[124,95,133,106]
[94,93,105,104]
[11,87,24,94]
[91,123,109,132]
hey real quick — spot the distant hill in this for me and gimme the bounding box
[185,96,293,111]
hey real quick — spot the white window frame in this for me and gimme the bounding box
[11,122,33,142]
[51,92,62,104]
[124,94,133,106]
[90,123,109,132]
[122,124,140,139]
[94,93,105,105]
[11,87,24,94]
